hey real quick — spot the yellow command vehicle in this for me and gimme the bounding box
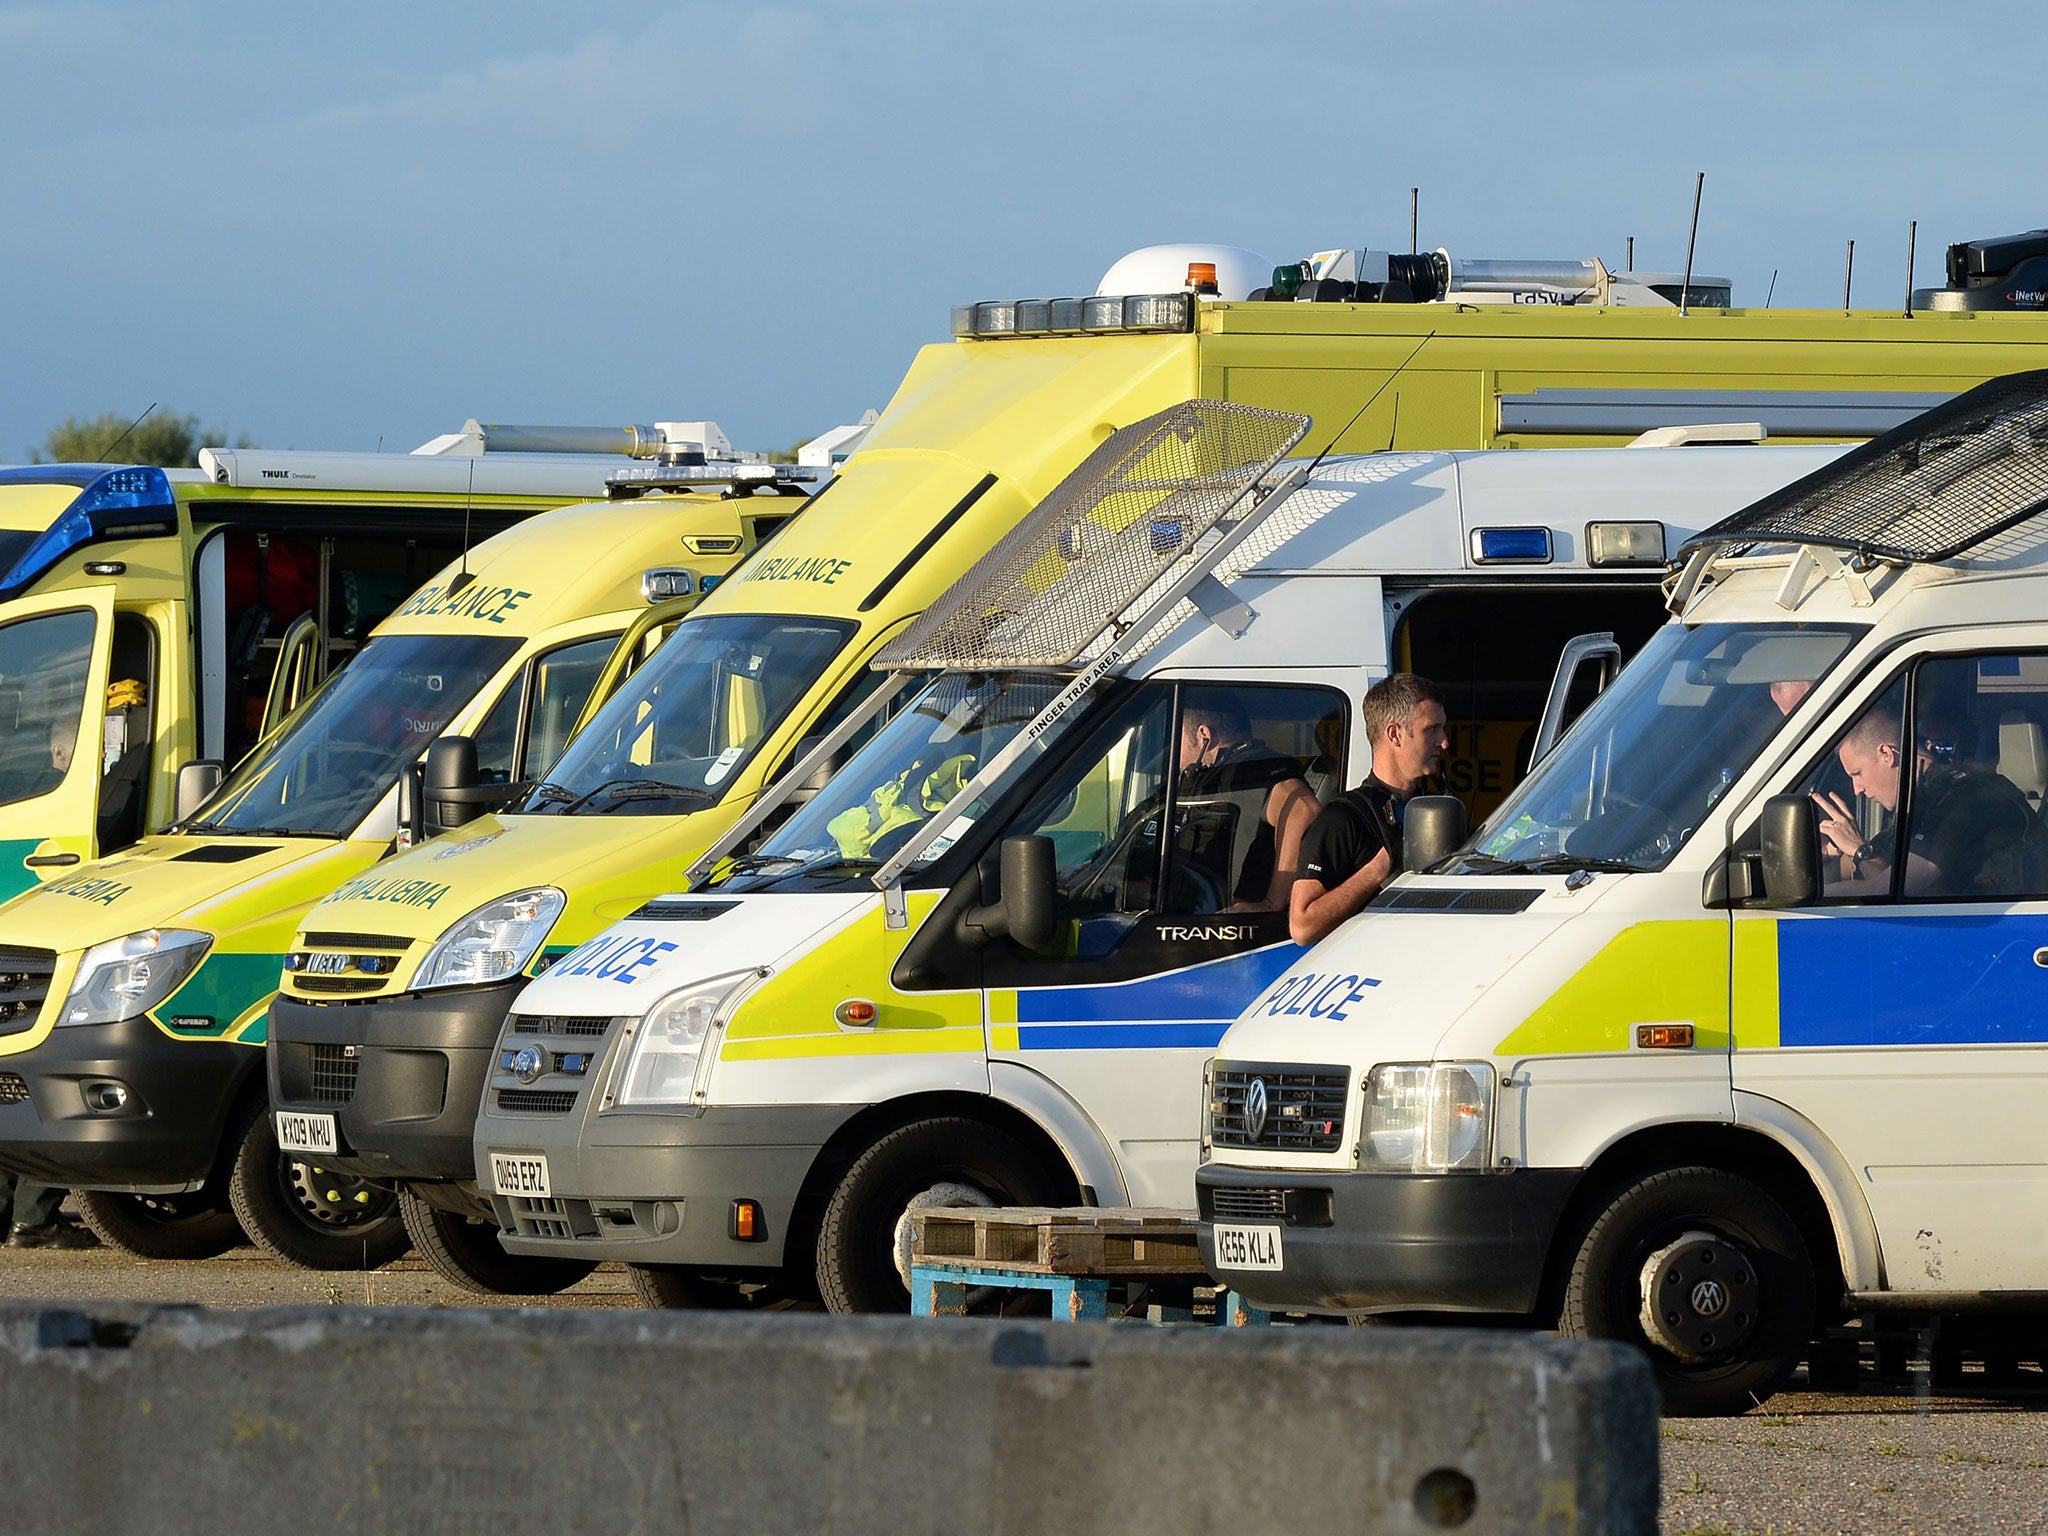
[268,228,2048,1295]
[0,468,796,1268]
[0,426,727,906]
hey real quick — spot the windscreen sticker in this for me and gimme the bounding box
[703,745,746,787]
[549,932,679,986]
[327,873,452,909]
[391,582,532,625]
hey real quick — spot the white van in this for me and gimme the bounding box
[470,401,1843,1311]
[1198,373,2048,1414]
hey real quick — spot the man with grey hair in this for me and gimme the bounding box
[1289,673,1448,945]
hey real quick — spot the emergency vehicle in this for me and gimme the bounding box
[1198,374,2048,1414]
[0,421,760,903]
[266,225,2048,1295]
[462,401,1846,1312]
[0,445,804,1268]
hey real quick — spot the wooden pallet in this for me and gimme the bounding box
[910,1206,1205,1277]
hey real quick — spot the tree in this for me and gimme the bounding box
[33,410,253,467]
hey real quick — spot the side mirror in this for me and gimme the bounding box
[423,736,482,830]
[1757,794,1822,907]
[175,760,224,823]
[958,835,1058,951]
[1402,795,1468,873]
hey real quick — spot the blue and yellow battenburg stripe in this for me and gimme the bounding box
[990,945,1301,1053]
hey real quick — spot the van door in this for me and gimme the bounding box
[979,679,1349,1205]
[1734,642,2048,1292]
[0,586,116,900]
[260,613,323,739]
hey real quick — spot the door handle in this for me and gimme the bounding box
[24,853,79,868]
[2035,948,2048,969]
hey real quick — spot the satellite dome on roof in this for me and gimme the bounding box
[1097,245,1271,301]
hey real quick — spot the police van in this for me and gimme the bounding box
[0,422,756,903]
[0,449,805,1268]
[463,401,1846,1312]
[1198,374,2048,1414]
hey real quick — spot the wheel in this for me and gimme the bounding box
[1560,1166,1815,1417]
[816,1117,1065,1314]
[73,1189,242,1260]
[398,1187,594,1296]
[625,1265,796,1311]
[225,1099,411,1271]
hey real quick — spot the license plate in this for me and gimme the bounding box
[274,1111,337,1156]
[490,1153,551,1198]
[1211,1222,1283,1270]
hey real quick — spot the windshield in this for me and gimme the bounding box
[191,632,520,838]
[1449,621,1863,873]
[518,613,855,817]
[714,671,1072,891]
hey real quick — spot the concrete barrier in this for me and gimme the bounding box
[0,1305,1655,1534]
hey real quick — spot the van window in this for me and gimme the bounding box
[0,607,93,809]
[1802,653,2048,902]
[97,613,157,853]
[471,633,622,787]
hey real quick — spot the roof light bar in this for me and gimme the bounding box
[950,292,1194,340]
[605,463,822,500]
[0,466,179,600]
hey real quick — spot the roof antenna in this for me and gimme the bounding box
[1305,330,1436,475]
[1385,393,1402,452]
[1764,269,1778,308]
[94,401,157,462]
[1904,219,1918,318]
[1680,172,1704,315]
[1843,239,1856,311]
[1410,187,1419,254]
[1626,235,1635,270]
[446,455,477,596]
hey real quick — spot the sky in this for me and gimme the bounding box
[3,0,2043,460]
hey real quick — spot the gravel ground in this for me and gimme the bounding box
[0,1240,2040,1533]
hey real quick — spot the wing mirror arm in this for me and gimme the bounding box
[957,835,1058,951]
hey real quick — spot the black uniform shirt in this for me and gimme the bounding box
[1300,777,1406,890]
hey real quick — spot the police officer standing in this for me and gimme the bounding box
[1288,674,1449,945]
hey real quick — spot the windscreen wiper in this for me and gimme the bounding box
[1484,854,1647,876]
[594,779,717,811]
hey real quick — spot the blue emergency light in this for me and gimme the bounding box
[1471,526,1553,564]
[0,465,179,600]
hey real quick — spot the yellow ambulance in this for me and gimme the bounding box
[0,462,795,1267]
[272,229,2048,1295]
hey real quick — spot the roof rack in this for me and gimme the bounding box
[1676,371,2048,567]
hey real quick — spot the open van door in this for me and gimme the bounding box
[260,612,323,739]
[0,586,117,902]
[1531,631,1623,765]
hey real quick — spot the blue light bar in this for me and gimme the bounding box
[1471,526,1553,564]
[0,465,179,600]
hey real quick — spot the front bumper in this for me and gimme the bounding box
[268,981,523,1183]
[1195,1162,1581,1316]
[0,1017,254,1190]
[480,1100,857,1268]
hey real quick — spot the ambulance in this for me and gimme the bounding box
[0,421,747,904]
[458,400,1853,1312]
[0,451,802,1268]
[267,227,2048,1295]
[1197,373,2048,1414]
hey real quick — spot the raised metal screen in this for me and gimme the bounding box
[1680,372,2048,563]
[873,400,1309,671]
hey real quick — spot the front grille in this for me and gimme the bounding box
[1210,1063,1349,1152]
[494,1089,577,1114]
[300,931,413,951]
[288,976,387,996]
[0,945,56,1035]
[307,1045,359,1105]
[0,1073,28,1104]
[1209,1186,1287,1221]
[508,1195,575,1240]
[511,1015,611,1037]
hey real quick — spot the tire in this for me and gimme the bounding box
[1560,1166,1815,1417]
[226,1099,411,1271]
[627,1265,807,1312]
[816,1116,1065,1314]
[73,1190,242,1261]
[398,1187,594,1297]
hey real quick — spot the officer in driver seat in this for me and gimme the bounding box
[1168,696,1322,913]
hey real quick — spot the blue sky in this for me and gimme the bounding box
[3,1,2040,458]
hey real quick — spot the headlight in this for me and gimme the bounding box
[413,888,565,991]
[1358,1061,1495,1172]
[610,971,757,1108]
[60,929,212,1026]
